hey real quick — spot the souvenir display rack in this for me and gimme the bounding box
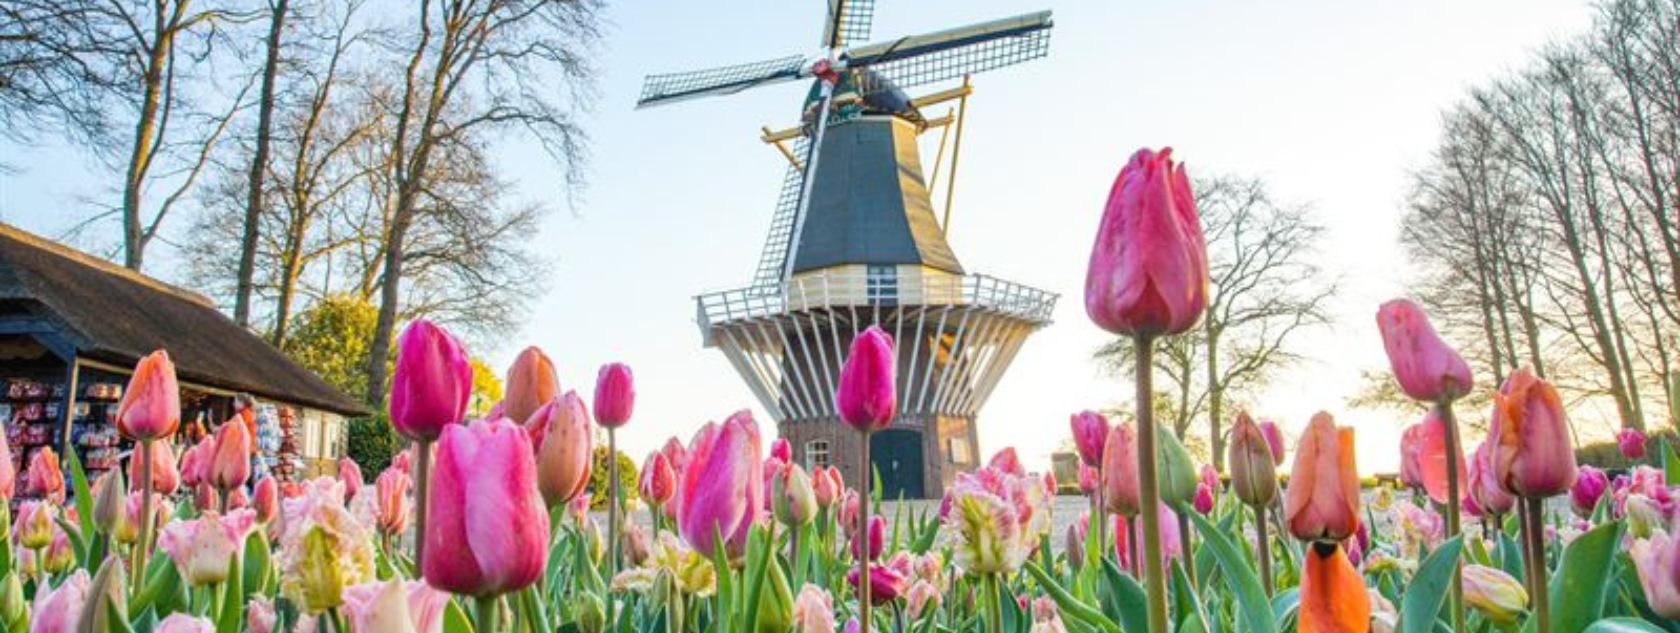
[5,374,63,501]
[68,368,128,473]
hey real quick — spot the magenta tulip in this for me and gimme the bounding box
[847,564,907,605]
[852,515,884,561]
[1070,411,1110,467]
[1570,466,1609,518]
[1259,420,1286,466]
[1619,428,1648,460]
[1084,147,1209,337]
[423,417,550,597]
[115,350,181,440]
[770,437,793,464]
[389,320,472,442]
[1399,423,1427,490]
[837,326,896,432]
[1489,368,1577,498]
[676,410,764,561]
[1376,299,1474,402]
[639,451,675,507]
[593,363,635,429]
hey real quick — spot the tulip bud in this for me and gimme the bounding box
[17,501,54,549]
[1462,564,1527,624]
[852,515,884,561]
[1069,411,1110,467]
[593,363,636,429]
[813,466,842,509]
[1468,440,1514,517]
[792,583,836,633]
[1064,520,1087,570]
[847,564,907,606]
[115,350,182,440]
[1077,464,1099,496]
[129,441,180,495]
[91,470,125,535]
[155,615,216,633]
[770,437,793,464]
[1085,147,1209,337]
[1284,413,1360,543]
[1489,368,1577,498]
[1619,428,1648,460]
[424,417,551,598]
[0,434,14,502]
[988,448,1024,476]
[0,573,24,632]
[374,468,411,537]
[78,555,128,633]
[577,593,607,633]
[389,319,473,442]
[537,393,594,508]
[253,477,279,523]
[43,530,74,574]
[194,483,219,512]
[209,419,252,490]
[504,346,559,425]
[26,447,63,502]
[639,451,675,507]
[1376,300,1474,402]
[624,523,652,566]
[158,509,258,586]
[757,563,795,633]
[773,463,818,527]
[30,570,88,633]
[1228,412,1277,508]
[337,458,362,503]
[1155,423,1198,510]
[1193,482,1215,515]
[1630,530,1680,619]
[1569,466,1609,518]
[1258,421,1286,466]
[1102,423,1139,515]
[837,327,896,432]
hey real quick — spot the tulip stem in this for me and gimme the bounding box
[609,428,621,576]
[1094,470,1107,563]
[1133,333,1168,633]
[985,573,1004,633]
[1523,498,1551,633]
[1255,503,1272,597]
[415,440,432,570]
[475,595,498,633]
[1178,511,1195,586]
[132,437,154,590]
[857,430,873,633]
[1436,400,1465,633]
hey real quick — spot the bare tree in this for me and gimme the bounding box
[1097,175,1337,469]
[235,0,292,326]
[0,2,125,146]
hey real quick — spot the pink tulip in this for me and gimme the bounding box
[640,451,675,506]
[115,350,181,440]
[1228,412,1277,508]
[226,486,250,510]
[1111,503,1183,570]
[536,392,593,507]
[1284,412,1360,542]
[1259,420,1286,466]
[194,483,219,513]
[30,570,91,633]
[852,515,884,561]
[343,579,451,633]
[389,319,472,442]
[15,500,55,549]
[338,458,363,503]
[676,410,763,560]
[1570,466,1609,518]
[1102,423,1140,516]
[593,363,635,429]
[1078,464,1099,496]
[1490,368,1577,498]
[847,564,907,605]
[1630,530,1680,619]
[376,467,412,537]
[0,432,13,500]
[1376,299,1474,402]
[253,477,279,523]
[660,436,689,474]
[1399,423,1427,490]
[1069,410,1110,467]
[129,441,180,495]
[1084,147,1209,337]
[770,437,793,464]
[503,346,559,426]
[158,509,258,586]
[179,438,210,489]
[1414,410,1466,505]
[1619,428,1648,460]
[423,417,549,597]
[836,326,896,432]
[209,420,252,490]
[988,447,1025,477]
[155,614,216,633]
[1468,441,1514,516]
[813,465,842,509]
[793,584,838,633]
[26,446,63,503]
[1193,464,1218,514]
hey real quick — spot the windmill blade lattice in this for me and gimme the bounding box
[822,0,876,49]
[843,11,1052,94]
[637,54,808,108]
[750,137,810,290]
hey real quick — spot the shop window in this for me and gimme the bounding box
[947,438,972,465]
[805,440,831,470]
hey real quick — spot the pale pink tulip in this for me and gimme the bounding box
[423,417,549,597]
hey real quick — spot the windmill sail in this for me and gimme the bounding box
[638,55,808,109]
[844,11,1052,94]
[822,0,876,49]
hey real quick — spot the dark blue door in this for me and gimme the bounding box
[870,429,924,499]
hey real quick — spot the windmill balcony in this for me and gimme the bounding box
[694,270,1056,333]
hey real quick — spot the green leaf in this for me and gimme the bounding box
[242,531,272,597]
[68,450,95,545]
[443,598,475,633]
[52,516,88,570]
[1399,536,1463,633]
[1269,587,1300,626]
[1549,521,1624,633]
[1168,558,1208,633]
[1497,530,1526,581]
[108,600,136,633]
[1023,561,1123,633]
[1098,558,1147,633]
[1581,619,1669,633]
[1663,439,1680,486]
[216,556,242,633]
[1188,511,1278,633]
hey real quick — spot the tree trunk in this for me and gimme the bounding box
[237,0,289,326]
[1205,318,1225,473]
[122,3,181,271]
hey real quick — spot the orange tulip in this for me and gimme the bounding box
[1284,412,1360,543]
[503,347,559,426]
[115,350,181,440]
[1489,368,1577,498]
[1298,543,1371,633]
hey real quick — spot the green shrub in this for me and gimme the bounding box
[346,414,403,475]
[1574,428,1677,470]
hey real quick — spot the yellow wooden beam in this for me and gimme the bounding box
[909,85,974,108]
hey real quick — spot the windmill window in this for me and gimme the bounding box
[947,438,972,464]
[866,265,898,306]
[806,440,831,470]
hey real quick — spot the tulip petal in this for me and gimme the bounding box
[1298,543,1370,633]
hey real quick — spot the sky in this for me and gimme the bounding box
[0,0,1605,475]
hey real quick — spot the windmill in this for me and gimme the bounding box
[640,0,1057,498]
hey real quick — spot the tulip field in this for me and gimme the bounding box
[0,146,1675,633]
